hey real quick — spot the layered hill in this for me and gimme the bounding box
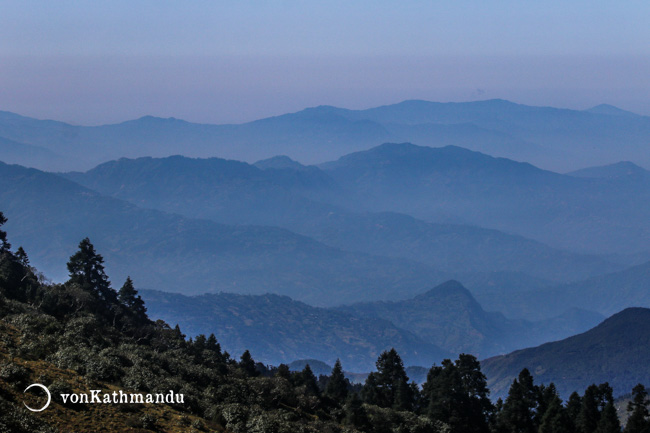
[481,308,650,399]
[2,99,649,172]
[0,135,64,168]
[140,290,450,372]
[569,161,650,181]
[477,260,650,320]
[337,281,603,359]
[320,143,650,254]
[64,154,621,281]
[0,161,451,306]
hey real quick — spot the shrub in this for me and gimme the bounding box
[0,362,29,387]
[140,413,158,430]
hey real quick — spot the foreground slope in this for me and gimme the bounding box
[481,308,650,399]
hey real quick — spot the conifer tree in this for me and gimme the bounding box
[496,369,538,433]
[0,213,20,295]
[239,350,258,377]
[625,384,650,433]
[276,363,291,380]
[325,359,348,401]
[539,394,572,433]
[344,392,370,429]
[595,402,621,433]
[361,372,380,405]
[367,348,414,410]
[118,276,147,320]
[300,364,320,396]
[568,392,583,419]
[15,247,29,267]
[537,383,560,426]
[276,364,291,379]
[173,324,185,340]
[206,334,221,353]
[0,211,10,253]
[578,385,602,433]
[195,334,207,348]
[67,237,117,304]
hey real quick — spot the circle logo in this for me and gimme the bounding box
[23,383,51,412]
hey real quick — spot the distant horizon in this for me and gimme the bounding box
[1,97,645,127]
[3,2,647,124]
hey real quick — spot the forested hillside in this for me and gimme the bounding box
[2,213,649,432]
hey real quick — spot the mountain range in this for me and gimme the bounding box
[319,143,650,254]
[1,99,649,172]
[63,151,624,276]
[0,161,451,306]
[1,98,650,406]
[142,280,604,371]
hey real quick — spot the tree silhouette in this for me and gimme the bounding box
[325,359,348,401]
[625,384,650,433]
[118,276,147,320]
[67,237,117,304]
[423,354,493,433]
[0,211,10,253]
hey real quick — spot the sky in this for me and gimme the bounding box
[1,0,649,124]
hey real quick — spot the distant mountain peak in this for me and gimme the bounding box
[254,155,307,170]
[584,104,639,117]
[130,115,188,125]
[416,279,473,300]
[568,161,649,179]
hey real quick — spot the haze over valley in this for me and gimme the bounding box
[2,101,650,382]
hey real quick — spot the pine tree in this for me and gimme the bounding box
[361,372,380,405]
[206,334,221,353]
[15,247,29,267]
[537,384,560,426]
[625,384,650,433]
[539,394,572,433]
[578,384,615,433]
[496,369,538,433]
[173,324,186,340]
[325,359,348,402]
[595,402,621,433]
[371,348,414,410]
[300,364,320,396]
[276,364,291,380]
[0,213,22,297]
[344,392,370,429]
[118,276,147,320]
[0,211,11,253]
[578,385,602,433]
[568,392,583,419]
[67,237,117,304]
[194,334,207,353]
[239,350,258,377]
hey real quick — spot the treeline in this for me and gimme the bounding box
[1,211,649,433]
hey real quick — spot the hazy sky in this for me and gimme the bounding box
[1,1,649,124]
